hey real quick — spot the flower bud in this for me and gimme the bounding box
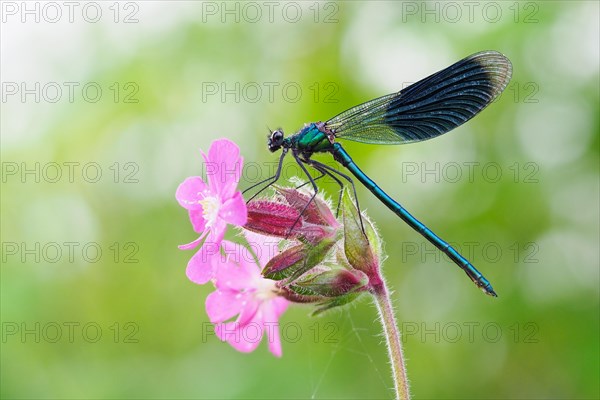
[262,237,337,281]
[341,189,382,284]
[276,187,339,228]
[244,188,340,244]
[289,268,368,298]
[245,200,303,238]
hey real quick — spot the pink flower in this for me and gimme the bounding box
[176,139,248,284]
[205,235,289,357]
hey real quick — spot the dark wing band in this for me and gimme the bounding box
[324,51,512,145]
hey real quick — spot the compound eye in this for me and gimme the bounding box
[273,130,284,143]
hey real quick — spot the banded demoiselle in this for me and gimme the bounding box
[248,50,512,296]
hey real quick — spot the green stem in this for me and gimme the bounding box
[372,283,410,400]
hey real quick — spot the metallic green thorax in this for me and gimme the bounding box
[286,123,334,157]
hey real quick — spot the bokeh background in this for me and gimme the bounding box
[2,1,598,399]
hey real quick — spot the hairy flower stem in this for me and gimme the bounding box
[372,282,410,400]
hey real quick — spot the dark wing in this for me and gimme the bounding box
[324,51,512,144]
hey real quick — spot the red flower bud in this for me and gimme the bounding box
[244,188,340,244]
[245,200,303,239]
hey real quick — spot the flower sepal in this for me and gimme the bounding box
[262,237,338,281]
[313,292,364,316]
[288,268,369,298]
[341,188,382,281]
[278,281,364,315]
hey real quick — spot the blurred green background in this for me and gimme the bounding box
[1,1,598,399]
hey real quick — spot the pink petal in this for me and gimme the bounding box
[204,139,242,200]
[178,234,205,250]
[236,298,260,327]
[220,156,243,201]
[206,290,248,323]
[176,177,210,210]
[214,245,258,291]
[243,231,279,269]
[185,245,220,284]
[266,325,282,357]
[206,219,227,247]
[222,239,261,275]
[188,210,207,233]
[262,304,284,357]
[215,321,263,354]
[219,192,248,226]
[262,298,289,357]
[270,297,289,319]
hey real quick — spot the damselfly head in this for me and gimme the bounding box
[268,128,285,152]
